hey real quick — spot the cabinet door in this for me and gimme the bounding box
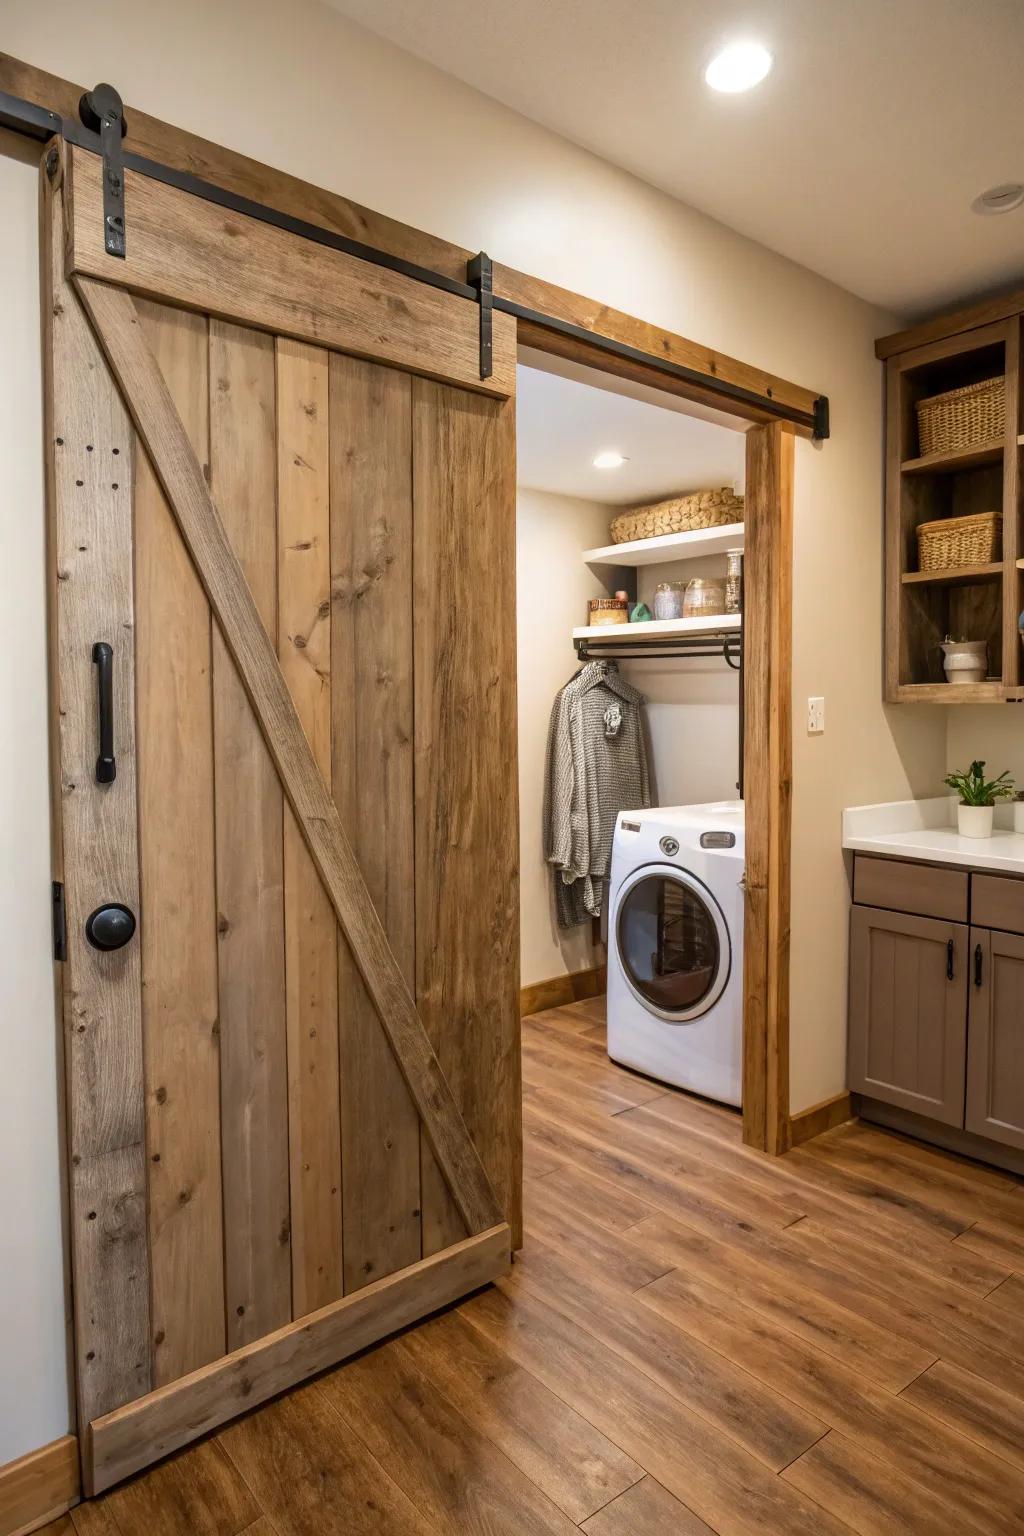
[848,906,967,1126]
[966,928,1024,1150]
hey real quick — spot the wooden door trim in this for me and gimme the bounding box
[3,52,824,430]
[73,272,503,1240]
[740,422,794,1154]
[61,144,516,400]
[86,1222,511,1495]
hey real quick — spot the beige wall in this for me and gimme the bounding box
[1,0,949,1459]
[517,488,606,987]
[947,707,1024,788]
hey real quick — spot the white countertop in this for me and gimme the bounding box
[843,797,1024,875]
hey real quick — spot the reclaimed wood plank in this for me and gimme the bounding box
[209,317,291,1348]
[87,1225,510,1491]
[413,381,520,1249]
[134,297,224,1382]
[329,355,421,1292]
[276,335,342,1316]
[44,180,150,1433]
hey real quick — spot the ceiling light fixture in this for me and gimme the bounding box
[972,183,1024,217]
[593,450,628,469]
[705,40,773,94]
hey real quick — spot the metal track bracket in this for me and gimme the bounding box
[813,395,830,441]
[78,83,128,258]
[468,251,493,380]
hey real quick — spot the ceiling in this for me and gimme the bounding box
[327,0,1024,317]
[516,360,744,506]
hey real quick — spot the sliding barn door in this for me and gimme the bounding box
[43,140,519,1493]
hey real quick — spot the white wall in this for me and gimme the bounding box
[1,0,948,1458]
[0,131,71,1465]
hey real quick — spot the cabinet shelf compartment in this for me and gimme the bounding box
[885,319,1019,701]
[901,439,1004,476]
[901,563,1002,589]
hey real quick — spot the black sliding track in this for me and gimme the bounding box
[0,82,830,438]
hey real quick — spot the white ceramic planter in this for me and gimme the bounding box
[941,639,988,686]
[957,803,994,839]
[1014,800,1024,834]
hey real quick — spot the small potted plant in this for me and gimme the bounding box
[1014,790,1024,835]
[944,760,1015,838]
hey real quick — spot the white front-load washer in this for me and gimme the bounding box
[607,801,744,1106]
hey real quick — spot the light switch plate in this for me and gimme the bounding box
[807,696,825,734]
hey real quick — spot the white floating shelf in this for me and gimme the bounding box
[572,612,741,643]
[583,522,744,568]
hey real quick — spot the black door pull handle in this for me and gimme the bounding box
[946,939,954,981]
[92,641,116,784]
[975,944,983,988]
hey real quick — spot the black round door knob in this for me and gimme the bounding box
[85,903,137,952]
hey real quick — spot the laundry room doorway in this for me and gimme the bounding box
[514,341,795,1157]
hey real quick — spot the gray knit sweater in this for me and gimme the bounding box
[544,662,651,927]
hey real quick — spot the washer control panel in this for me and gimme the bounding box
[659,835,680,857]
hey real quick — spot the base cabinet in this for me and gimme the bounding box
[849,856,1024,1160]
[966,928,1024,1150]
[848,906,967,1126]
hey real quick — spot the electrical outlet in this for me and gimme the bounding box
[807,696,825,734]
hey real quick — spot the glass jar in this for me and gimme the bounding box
[653,581,686,621]
[725,549,743,614]
[683,577,726,620]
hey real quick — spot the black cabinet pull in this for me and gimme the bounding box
[946,939,954,981]
[975,943,983,988]
[92,641,116,784]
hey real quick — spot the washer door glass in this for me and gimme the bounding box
[616,868,729,1022]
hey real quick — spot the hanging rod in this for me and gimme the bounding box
[574,631,742,665]
[0,82,830,438]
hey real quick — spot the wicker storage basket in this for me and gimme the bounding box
[915,376,1004,457]
[916,511,1002,572]
[610,486,743,545]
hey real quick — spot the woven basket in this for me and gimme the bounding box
[915,376,1004,457]
[916,511,1002,572]
[610,486,743,545]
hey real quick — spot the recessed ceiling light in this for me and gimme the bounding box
[593,450,628,469]
[705,41,773,94]
[972,183,1024,217]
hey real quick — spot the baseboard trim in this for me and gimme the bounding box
[520,965,606,1018]
[787,1091,854,1149]
[0,1434,79,1536]
[856,1095,1024,1176]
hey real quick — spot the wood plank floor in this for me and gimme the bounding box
[42,997,1024,1536]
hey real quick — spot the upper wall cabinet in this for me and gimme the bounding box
[882,316,1023,702]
